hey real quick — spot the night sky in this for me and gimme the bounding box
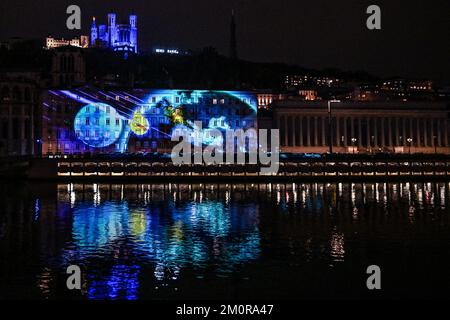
[0,0,449,83]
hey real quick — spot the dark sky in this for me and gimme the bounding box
[0,0,449,83]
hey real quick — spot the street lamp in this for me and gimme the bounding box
[351,138,357,154]
[327,100,340,154]
[47,135,51,154]
[407,137,413,154]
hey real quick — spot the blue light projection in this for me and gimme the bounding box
[47,88,258,153]
[208,116,231,130]
[74,103,124,148]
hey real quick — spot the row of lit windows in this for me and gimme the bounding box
[53,103,253,117]
[148,95,254,106]
[59,94,247,105]
[53,119,255,140]
[74,117,171,126]
[77,114,252,128]
[50,128,160,140]
[50,141,165,152]
[210,119,253,127]
[76,130,121,139]
[135,141,158,148]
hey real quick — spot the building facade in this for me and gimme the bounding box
[91,13,138,53]
[41,88,257,155]
[273,100,450,154]
[285,75,342,89]
[51,47,86,87]
[45,36,89,49]
[0,71,41,156]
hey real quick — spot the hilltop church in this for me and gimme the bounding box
[90,13,138,53]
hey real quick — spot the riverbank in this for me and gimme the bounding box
[1,153,450,181]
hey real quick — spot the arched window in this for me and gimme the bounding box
[24,87,31,102]
[12,86,22,101]
[1,86,10,101]
[60,55,67,72]
[68,54,75,72]
[12,118,19,139]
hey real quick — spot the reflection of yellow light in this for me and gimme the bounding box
[130,111,149,136]
[37,268,52,295]
[130,211,146,236]
[171,221,184,241]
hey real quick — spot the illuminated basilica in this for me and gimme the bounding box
[90,13,138,53]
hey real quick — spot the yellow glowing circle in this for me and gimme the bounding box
[130,111,149,136]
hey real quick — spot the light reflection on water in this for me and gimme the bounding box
[67,200,260,277]
[0,182,450,299]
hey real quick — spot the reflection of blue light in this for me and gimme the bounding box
[72,202,130,250]
[34,198,40,221]
[88,265,140,300]
[187,202,231,237]
[66,197,260,292]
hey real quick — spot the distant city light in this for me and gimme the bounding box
[153,48,187,55]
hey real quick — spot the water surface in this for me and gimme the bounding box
[1,182,449,299]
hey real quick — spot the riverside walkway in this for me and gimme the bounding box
[8,153,449,182]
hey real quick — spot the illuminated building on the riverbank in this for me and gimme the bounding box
[41,88,258,154]
[270,100,450,154]
[0,71,41,156]
[40,87,450,156]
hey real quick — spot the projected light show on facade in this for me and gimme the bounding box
[42,89,258,154]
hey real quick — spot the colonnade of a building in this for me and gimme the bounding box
[278,114,449,149]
